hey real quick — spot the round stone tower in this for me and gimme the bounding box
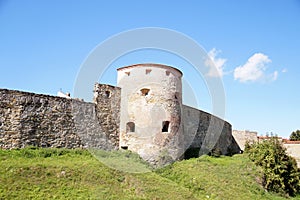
[117,63,183,166]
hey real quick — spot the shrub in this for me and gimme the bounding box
[209,147,222,158]
[245,137,300,196]
[290,130,300,141]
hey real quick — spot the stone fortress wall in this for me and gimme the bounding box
[232,130,300,167]
[284,143,300,167]
[93,84,121,148]
[232,130,258,151]
[183,106,240,158]
[0,86,120,150]
[0,64,241,165]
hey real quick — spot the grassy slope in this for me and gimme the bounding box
[0,148,299,200]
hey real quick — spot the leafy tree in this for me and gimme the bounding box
[245,137,300,196]
[290,130,300,141]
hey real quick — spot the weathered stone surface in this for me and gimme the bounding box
[284,144,300,167]
[182,105,241,158]
[117,64,184,166]
[232,130,258,151]
[0,63,241,167]
[93,84,121,148]
[0,88,118,150]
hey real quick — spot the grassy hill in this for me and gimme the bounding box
[0,148,299,200]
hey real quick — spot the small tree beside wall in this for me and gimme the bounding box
[245,137,300,197]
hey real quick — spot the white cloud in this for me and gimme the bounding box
[270,71,278,81]
[205,48,227,77]
[234,53,278,83]
[282,68,287,73]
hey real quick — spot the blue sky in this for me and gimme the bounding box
[0,0,299,138]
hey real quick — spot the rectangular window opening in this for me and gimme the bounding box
[126,122,135,132]
[105,91,111,98]
[162,121,170,132]
[146,69,152,74]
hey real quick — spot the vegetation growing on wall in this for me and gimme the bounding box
[245,138,300,197]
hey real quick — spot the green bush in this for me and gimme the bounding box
[209,147,222,158]
[290,130,300,141]
[245,138,300,196]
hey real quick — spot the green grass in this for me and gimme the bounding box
[0,147,299,199]
[90,149,153,173]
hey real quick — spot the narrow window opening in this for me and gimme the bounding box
[121,146,128,150]
[125,71,130,76]
[140,88,150,96]
[166,71,170,76]
[175,92,179,100]
[105,91,111,98]
[126,122,135,133]
[146,69,152,74]
[162,121,170,132]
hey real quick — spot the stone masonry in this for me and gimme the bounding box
[0,64,241,165]
[0,87,119,150]
[232,130,258,151]
[93,84,121,147]
[183,105,240,158]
